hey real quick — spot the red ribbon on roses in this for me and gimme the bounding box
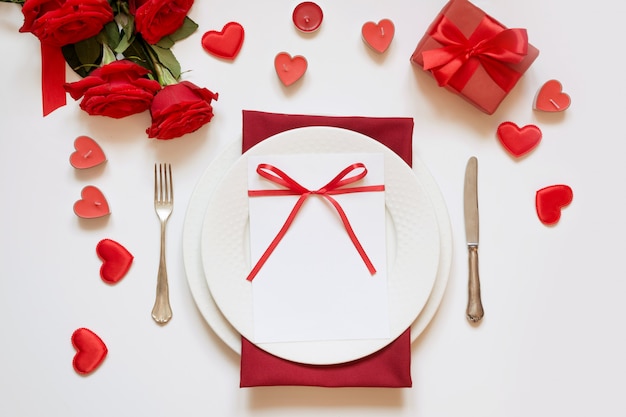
[41,43,67,116]
[421,15,529,92]
[246,162,384,282]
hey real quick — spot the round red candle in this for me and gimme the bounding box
[292,2,323,33]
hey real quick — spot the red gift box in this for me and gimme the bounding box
[410,0,539,114]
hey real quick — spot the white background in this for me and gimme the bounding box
[1,0,625,416]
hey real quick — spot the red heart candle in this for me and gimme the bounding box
[274,52,308,86]
[362,19,395,53]
[534,79,571,112]
[70,136,106,169]
[292,2,323,33]
[73,186,110,219]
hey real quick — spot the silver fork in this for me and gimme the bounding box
[152,163,173,324]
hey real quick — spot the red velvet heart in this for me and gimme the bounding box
[96,239,133,284]
[71,328,108,375]
[70,136,106,169]
[201,22,244,60]
[534,80,571,112]
[274,52,307,86]
[73,186,110,219]
[496,121,542,158]
[536,185,573,225]
[362,19,395,53]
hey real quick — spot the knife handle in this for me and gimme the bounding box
[466,245,484,322]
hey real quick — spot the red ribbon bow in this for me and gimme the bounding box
[246,163,385,282]
[422,15,529,92]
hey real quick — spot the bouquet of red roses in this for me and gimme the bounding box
[3,0,218,140]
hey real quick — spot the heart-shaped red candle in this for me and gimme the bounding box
[534,80,571,112]
[496,121,542,158]
[201,22,245,60]
[71,328,108,375]
[73,186,110,219]
[362,19,395,53]
[70,136,106,169]
[274,52,307,86]
[96,239,133,284]
[536,184,573,225]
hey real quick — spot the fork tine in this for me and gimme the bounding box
[160,164,165,203]
[167,163,173,203]
[154,163,158,202]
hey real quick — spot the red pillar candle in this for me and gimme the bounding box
[292,2,323,33]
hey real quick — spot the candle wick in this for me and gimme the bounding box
[380,27,385,36]
[549,98,560,109]
[94,201,101,206]
[83,150,92,158]
[304,16,310,23]
[282,64,289,72]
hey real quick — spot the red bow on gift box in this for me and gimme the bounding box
[422,15,529,93]
[246,162,384,282]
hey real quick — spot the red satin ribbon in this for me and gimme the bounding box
[422,15,528,92]
[246,163,384,282]
[41,43,67,116]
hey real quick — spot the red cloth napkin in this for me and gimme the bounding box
[240,110,414,387]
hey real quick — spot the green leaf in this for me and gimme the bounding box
[156,36,175,49]
[103,21,121,50]
[155,17,198,48]
[114,13,135,54]
[62,36,103,77]
[123,39,154,73]
[62,45,84,76]
[101,43,117,65]
[75,37,102,66]
[167,17,199,42]
[115,31,133,54]
[149,45,181,80]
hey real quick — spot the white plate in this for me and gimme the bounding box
[182,126,452,362]
[200,127,439,365]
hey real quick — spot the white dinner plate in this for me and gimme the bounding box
[200,126,439,365]
[182,126,453,363]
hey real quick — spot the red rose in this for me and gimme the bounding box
[20,0,114,46]
[64,60,162,119]
[147,81,218,140]
[133,0,194,44]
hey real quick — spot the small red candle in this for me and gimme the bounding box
[292,2,323,33]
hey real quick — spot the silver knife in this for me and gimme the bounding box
[464,156,484,322]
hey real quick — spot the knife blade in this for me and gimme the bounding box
[464,156,484,322]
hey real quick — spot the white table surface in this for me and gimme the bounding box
[2,1,625,416]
